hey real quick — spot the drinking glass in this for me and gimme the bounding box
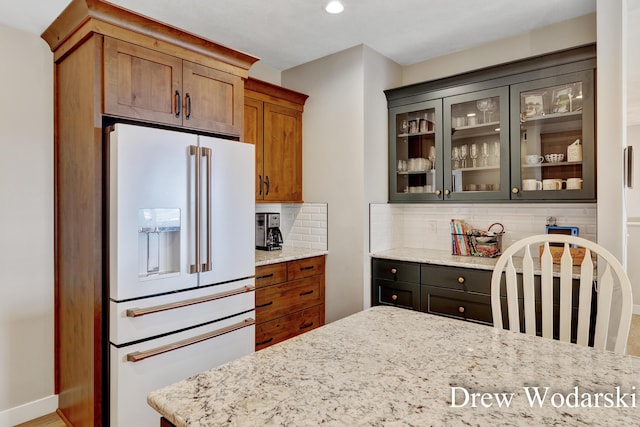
[428,146,436,170]
[452,147,460,169]
[481,142,489,167]
[476,99,490,123]
[470,143,478,168]
[492,141,501,166]
[460,144,468,168]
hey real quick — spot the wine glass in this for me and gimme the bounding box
[470,143,478,168]
[460,144,468,168]
[476,99,491,123]
[428,146,436,170]
[452,147,460,169]
[481,142,489,167]
[486,98,498,123]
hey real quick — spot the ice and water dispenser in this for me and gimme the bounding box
[138,208,180,277]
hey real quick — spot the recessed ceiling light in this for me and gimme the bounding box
[325,1,344,14]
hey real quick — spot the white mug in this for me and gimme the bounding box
[566,178,583,190]
[542,179,563,190]
[525,155,544,165]
[522,179,542,191]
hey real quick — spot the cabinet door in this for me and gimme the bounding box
[443,87,510,201]
[263,103,303,202]
[244,97,265,200]
[103,37,182,126]
[183,61,243,136]
[509,70,595,201]
[389,99,443,201]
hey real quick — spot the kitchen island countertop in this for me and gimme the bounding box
[148,306,640,426]
[255,247,327,266]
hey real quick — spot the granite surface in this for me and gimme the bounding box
[371,247,583,278]
[148,306,640,426]
[255,247,328,266]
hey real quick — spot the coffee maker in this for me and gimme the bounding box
[256,212,283,251]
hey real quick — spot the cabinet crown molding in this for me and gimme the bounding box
[41,0,259,71]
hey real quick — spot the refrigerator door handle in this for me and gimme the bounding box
[625,146,634,189]
[202,147,212,272]
[189,145,200,273]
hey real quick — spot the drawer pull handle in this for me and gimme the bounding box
[256,301,273,308]
[390,268,397,274]
[299,290,314,296]
[256,337,273,346]
[300,321,314,330]
[257,273,274,280]
[126,318,255,362]
[458,306,465,313]
[300,266,315,271]
[457,276,465,284]
[391,294,398,301]
[126,286,254,317]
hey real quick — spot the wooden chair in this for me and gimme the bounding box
[490,234,633,354]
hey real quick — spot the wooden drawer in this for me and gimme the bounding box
[255,275,323,323]
[374,279,420,311]
[421,286,495,324]
[421,264,492,294]
[372,258,420,283]
[255,304,324,350]
[287,256,325,281]
[255,263,287,289]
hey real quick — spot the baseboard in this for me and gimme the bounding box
[0,395,58,427]
[634,304,640,315]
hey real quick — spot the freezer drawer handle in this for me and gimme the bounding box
[126,318,255,363]
[125,286,255,318]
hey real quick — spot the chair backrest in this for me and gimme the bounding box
[490,234,633,354]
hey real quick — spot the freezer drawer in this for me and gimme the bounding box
[110,278,255,345]
[110,311,255,427]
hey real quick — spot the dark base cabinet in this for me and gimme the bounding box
[372,257,596,343]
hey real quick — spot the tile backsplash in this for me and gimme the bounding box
[370,203,596,255]
[256,203,328,250]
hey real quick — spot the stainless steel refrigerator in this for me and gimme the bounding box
[107,123,255,426]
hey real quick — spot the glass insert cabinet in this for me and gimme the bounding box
[386,45,596,203]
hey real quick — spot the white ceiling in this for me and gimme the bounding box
[0,0,596,70]
[2,0,640,124]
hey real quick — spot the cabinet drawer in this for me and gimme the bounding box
[255,275,323,323]
[421,286,494,324]
[372,258,420,283]
[255,304,324,350]
[374,279,420,311]
[287,256,325,281]
[255,263,287,288]
[421,264,492,294]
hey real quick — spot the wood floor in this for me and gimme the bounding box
[17,315,640,427]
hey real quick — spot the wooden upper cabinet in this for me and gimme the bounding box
[245,78,308,203]
[183,61,243,137]
[104,37,182,126]
[263,103,303,202]
[104,37,243,136]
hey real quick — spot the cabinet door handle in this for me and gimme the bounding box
[174,90,181,118]
[457,276,465,284]
[300,266,315,271]
[435,189,442,196]
[512,187,520,194]
[259,175,263,196]
[256,337,273,346]
[185,93,192,119]
[390,268,397,274]
[126,318,255,362]
[256,272,274,280]
[299,290,314,296]
[391,294,398,301]
[444,189,450,195]
[256,301,273,308]
[300,321,314,330]
[265,175,270,195]
[458,306,465,313]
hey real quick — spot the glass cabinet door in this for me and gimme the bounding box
[443,87,510,201]
[510,70,595,200]
[389,100,443,201]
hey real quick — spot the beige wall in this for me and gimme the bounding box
[0,25,56,425]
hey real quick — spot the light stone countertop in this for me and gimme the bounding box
[148,306,640,426]
[255,247,328,266]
